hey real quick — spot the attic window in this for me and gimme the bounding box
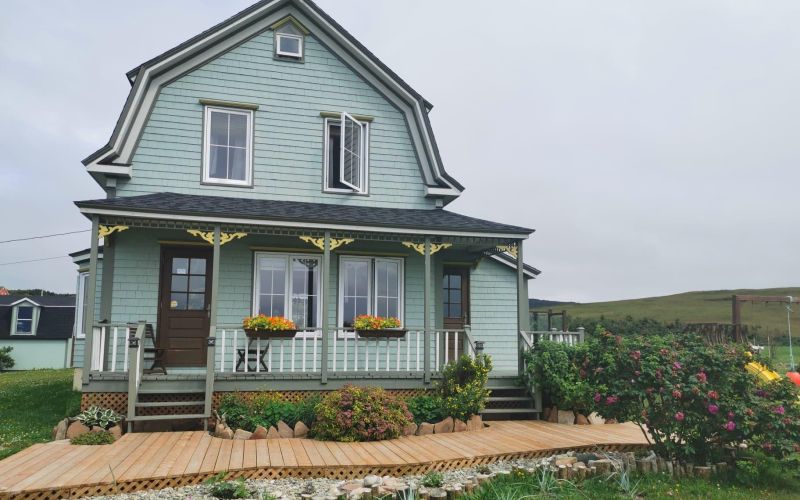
[276,33,303,58]
[324,113,369,193]
[12,305,37,335]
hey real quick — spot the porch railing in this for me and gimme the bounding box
[216,326,475,375]
[520,328,585,347]
[89,323,134,372]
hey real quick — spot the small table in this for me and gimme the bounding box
[235,337,270,372]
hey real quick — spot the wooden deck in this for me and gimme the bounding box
[0,421,648,499]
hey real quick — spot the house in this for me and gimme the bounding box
[74,0,541,428]
[69,247,104,370]
[0,295,76,370]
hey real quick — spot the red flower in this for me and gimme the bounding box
[696,372,707,383]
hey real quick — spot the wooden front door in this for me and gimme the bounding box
[442,267,470,361]
[158,247,212,366]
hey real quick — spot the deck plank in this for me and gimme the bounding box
[0,421,649,498]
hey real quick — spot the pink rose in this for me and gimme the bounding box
[672,389,682,399]
[696,372,707,383]
[708,404,719,415]
[630,350,641,360]
[774,406,786,415]
[593,393,602,403]
[674,412,685,422]
[606,395,619,405]
[672,361,682,371]
[724,421,736,432]
[707,390,719,400]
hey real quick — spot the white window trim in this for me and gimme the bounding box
[202,105,254,187]
[337,255,404,336]
[11,305,38,336]
[276,33,303,57]
[252,252,322,338]
[75,272,88,339]
[322,117,370,194]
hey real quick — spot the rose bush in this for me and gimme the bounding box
[312,385,412,442]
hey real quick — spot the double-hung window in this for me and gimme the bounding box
[324,112,369,193]
[203,106,253,186]
[12,305,36,335]
[253,253,321,333]
[338,256,403,328]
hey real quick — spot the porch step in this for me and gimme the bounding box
[135,400,205,408]
[127,413,209,422]
[482,408,538,414]
[137,388,204,395]
[488,396,532,402]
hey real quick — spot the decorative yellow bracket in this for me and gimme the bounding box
[496,244,518,258]
[186,230,247,245]
[299,236,354,251]
[98,225,129,238]
[402,242,452,255]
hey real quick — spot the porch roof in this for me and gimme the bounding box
[75,192,534,238]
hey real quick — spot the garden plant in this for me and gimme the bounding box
[312,385,413,442]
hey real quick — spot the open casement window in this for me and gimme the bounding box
[12,305,38,335]
[74,272,89,338]
[325,114,369,193]
[253,253,321,335]
[203,106,253,186]
[338,256,403,331]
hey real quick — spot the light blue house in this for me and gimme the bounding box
[75,0,540,428]
[0,295,75,370]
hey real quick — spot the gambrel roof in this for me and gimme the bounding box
[83,0,463,200]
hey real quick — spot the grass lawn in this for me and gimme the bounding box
[463,468,800,499]
[0,369,81,460]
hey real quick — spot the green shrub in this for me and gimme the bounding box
[218,393,319,432]
[526,341,594,411]
[205,476,251,499]
[570,316,681,337]
[75,405,122,430]
[405,394,444,424]
[437,354,492,421]
[312,385,412,442]
[421,471,443,488]
[0,346,14,371]
[70,430,115,445]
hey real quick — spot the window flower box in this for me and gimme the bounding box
[354,315,405,339]
[242,315,298,339]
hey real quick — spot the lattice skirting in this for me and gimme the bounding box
[82,389,428,417]
[1,443,647,500]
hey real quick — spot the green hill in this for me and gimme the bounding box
[531,287,800,341]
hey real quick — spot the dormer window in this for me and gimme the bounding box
[276,33,303,58]
[272,17,308,61]
[11,303,38,335]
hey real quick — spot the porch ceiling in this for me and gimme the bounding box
[75,192,533,243]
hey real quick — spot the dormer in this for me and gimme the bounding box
[271,16,309,61]
[10,298,40,336]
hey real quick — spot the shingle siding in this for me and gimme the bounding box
[118,29,434,209]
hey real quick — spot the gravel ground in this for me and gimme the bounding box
[84,452,629,500]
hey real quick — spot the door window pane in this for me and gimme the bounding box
[170,293,187,310]
[189,275,205,293]
[171,275,188,292]
[187,293,205,310]
[172,258,189,275]
[190,258,206,275]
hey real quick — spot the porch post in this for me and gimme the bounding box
[205,225,221,421]
[516,239,526,377]
[99,239,114,322]
[321,231,331,384]
[423,237,431,384]
[81,215,100,385]
[209,226,221,335]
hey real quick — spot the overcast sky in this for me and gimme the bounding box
[1,1,798,302]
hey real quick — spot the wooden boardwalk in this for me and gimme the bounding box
[0,421,648,499]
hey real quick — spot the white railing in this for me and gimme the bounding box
[90,324,131,372]
[216,327,472,375]
[521,328,585,347]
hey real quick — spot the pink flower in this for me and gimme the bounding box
[774,406,786,415]
[674,412,685,422]
[724,421,736,432]
[606,395,619,405]
[727,411,735,419]
[630,350,641,360]
[593,393,602,403]
[708,404,719,415]
[672,361,682,371]
[696,372,707,383]
[707,390,719,400]
[672,389,682,399]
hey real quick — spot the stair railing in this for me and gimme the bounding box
[203,336,216,430]
[126,321,147,432]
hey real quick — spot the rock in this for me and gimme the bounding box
[347,487,371,498]
[403,422,418,436]
[214,423,227,435]
[416,422,434,435]
[547,406,559,423]
[52,418,69,440]
[467,414,483,431]
[267,426,280,439]
[340,481,364,493]
[575,413,590,425]
[453,419,467,432]
[277,420,294,438]
[380,476,407,493]
[363,475,382,487]
[108,424,123,440]
[587,412,605,425]
[605,418,618,424]
[433,417,454,434]
[589,458,613,474]
[294,421,309,438]
[555,455,577,466]
[233,429,252,440]
[557,410,575,425]
[251,425,268,439]
[543,406,552,420]
[66,421,90,439]
[218,426,234,439]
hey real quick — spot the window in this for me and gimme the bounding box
[253,253,321,331]
[169,257,207,310]
[75,272,89,338]
[203,106,252,186]
[338,256,403,328]
[12,305,36,335]
[324,113,369,193]
[276,33,303,58]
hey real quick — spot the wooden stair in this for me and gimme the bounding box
[127,379,210,430]
[482,377,539,420]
